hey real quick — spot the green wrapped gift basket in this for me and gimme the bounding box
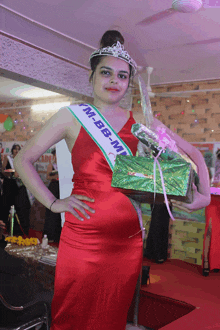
[111,154,196,204]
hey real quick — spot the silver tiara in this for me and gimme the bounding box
[89,41,137,75]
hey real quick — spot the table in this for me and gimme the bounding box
[5,244,58,291]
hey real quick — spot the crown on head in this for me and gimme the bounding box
[89,41,137,75]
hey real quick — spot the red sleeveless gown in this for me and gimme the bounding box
[203,194,220,270]
[51,112,143,330]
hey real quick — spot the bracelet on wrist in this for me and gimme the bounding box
[50,198,57,211]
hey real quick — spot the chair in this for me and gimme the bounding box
[0,293,49,330]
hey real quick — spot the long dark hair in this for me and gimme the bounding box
[89,30,132,82]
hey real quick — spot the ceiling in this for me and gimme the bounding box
[1,0,220,101]
[0,77,62,102]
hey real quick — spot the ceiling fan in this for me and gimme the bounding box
[133,66,220,99]
[137,0,203,26]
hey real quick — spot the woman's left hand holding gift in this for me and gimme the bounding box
[171,183,210,213]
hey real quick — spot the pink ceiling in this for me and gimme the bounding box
[1,0,220,85]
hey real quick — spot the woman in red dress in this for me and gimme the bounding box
[203,195,220,275]
[14,30,210,329]
[203,154,220,276]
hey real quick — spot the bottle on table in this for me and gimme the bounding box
[41,234,48,249]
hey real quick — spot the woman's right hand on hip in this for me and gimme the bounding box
[51,195,95,221]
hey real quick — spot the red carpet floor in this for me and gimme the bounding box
[127,289,196,330]
[140,258,220,330]
[28,230,219,330]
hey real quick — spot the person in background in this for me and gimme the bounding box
[0,143,3,173]
[202,163,220,276]
[212,149,220,186]
[2,144,21,177]
[43,148,61,242]
[144,203,172,264]
[2,144,31,236]
[0,220,7,249]
[0,172,18,233]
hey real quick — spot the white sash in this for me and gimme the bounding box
[7,155,14,169]
[59,104,145,238]
[66,104,133,170]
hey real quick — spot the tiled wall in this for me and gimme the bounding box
[2,78,220,143]
[0,95,91,141]
[169,220,205,265]
[132,78,220,142]
[142,215,205,265]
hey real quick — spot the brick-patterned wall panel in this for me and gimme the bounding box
[132,79,220,142]
[169,220,205,265]
[0,95,91,141]
[142,214,205,265]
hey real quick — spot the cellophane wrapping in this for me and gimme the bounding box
[131,123,198,174]
[132,123,183,160]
